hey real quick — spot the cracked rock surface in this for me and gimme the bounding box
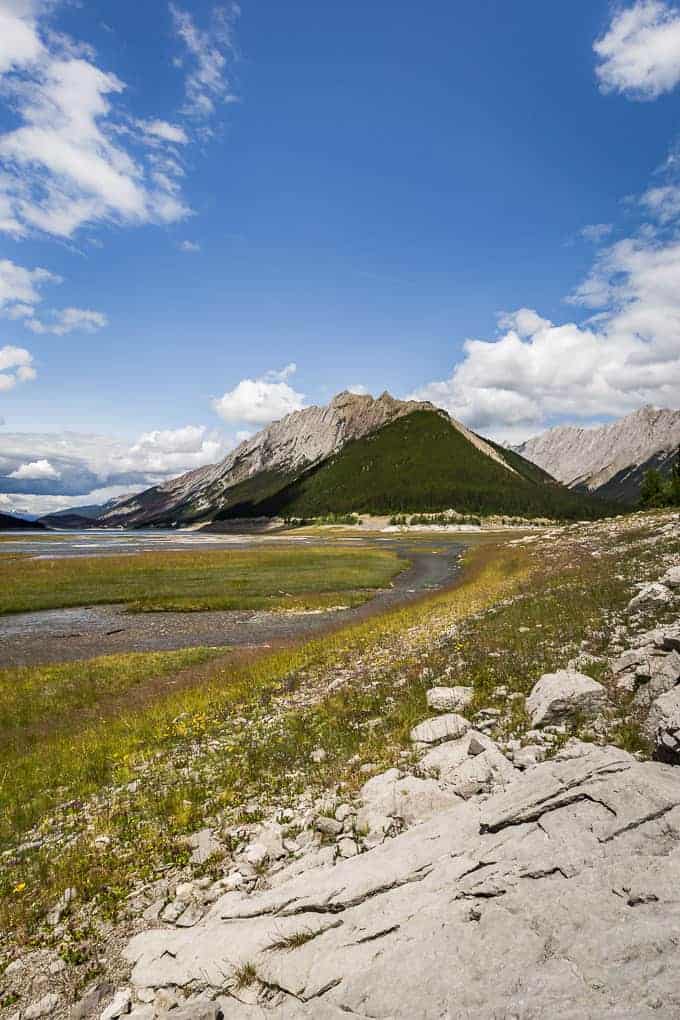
[124,745,680,1018]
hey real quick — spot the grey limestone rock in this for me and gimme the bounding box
[123,746,680,1018]
[646,687,680,764]
[24,994,60,1020]
[662,565,680,589]
[425,686,474,713]
[409,712,469,747]
[628,582,674,611]
[100,989,131,1020]
[526,670,608,728]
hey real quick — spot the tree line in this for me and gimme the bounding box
[640,446,680,508]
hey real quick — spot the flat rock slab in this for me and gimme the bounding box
[124,747,680,1018]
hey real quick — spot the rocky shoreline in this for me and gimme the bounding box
[3,511,680,1019]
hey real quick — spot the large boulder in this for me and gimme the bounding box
[662,566,680,589]
[124,747,680,1018]
[409,713,469,747]
[355,769,460,847]
[418,731,516,799]
[646,687,680,764]
[628,582,673,611]
[612,647,680,704]
[526,670,608,728]
[632,649,680,709]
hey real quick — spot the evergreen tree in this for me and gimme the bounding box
[640,468,665,508]
[670,445,680,507]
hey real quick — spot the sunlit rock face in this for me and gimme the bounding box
[515,405,680,502]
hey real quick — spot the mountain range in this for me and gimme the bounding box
[0,512,46,531]
[100,391,608,528]
[515,406,680,503]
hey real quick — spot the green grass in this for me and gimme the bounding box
[0,648,227,760]
[217,411,615,521]
[0,544,403,615]
[0,541,523,932]
[1,517,674,948]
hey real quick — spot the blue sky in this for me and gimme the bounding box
[2,0,680,512]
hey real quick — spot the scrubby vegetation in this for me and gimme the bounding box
[0,545,402,615]
[2,514,676,950]
[284,513,361,527]
[218,412,615,522]
[408,512,482,526]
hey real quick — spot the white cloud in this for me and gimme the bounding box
[0,257,59,313]
[0,344,36,391]
[213,365,306,425]
[9,457,59,479]
[0,483,141,517]
[0,424,232,497]
[594,1,680,99]
[0,3,191,238]
[413,231,680,442]
[170,3,239,120]
[125,425,226,473]
[178,239,200,252]
[641,183,680,221]
[580,223,613,243]
[0,2,42,75]
[0,257,107,334]
[412,16,680,444]
[347,383,369,395]
[25,306,108,335]
[137,118,188,144]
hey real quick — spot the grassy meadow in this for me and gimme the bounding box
[1,518,675,947]
[0,540,525,933]
[0,544,403,614]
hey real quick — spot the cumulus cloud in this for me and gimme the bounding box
[178,239,200,252]
[0,2,191,238]
[0,2,42,75]
[0,344,36,390]
[594,1,680,99]
[411,11,680,443]
[170,3,239,120]
[413,152,680,440]
[124,425,226,474]
[213,364,306,425]
[0,425,232,502]
[0,483,138,517]
[8,457,59,479]
[412,231,680,442]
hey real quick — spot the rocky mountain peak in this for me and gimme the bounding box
[515,404,680,500]
[101,390,443,525]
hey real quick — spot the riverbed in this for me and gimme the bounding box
[0,530,469,666]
